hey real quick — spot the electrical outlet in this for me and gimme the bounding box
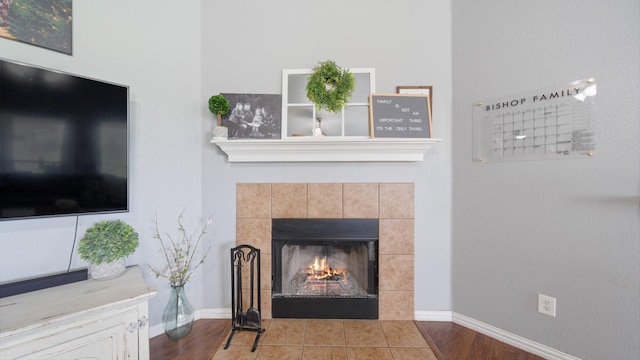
[538,294,556,317]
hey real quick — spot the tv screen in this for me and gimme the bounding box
[0,58,129,220]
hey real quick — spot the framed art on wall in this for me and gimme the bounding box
[221,93,282,139]
[0,0,73,55]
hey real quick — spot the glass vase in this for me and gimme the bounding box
[163,285,194,340]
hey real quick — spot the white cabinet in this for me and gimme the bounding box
[0,266,156,360]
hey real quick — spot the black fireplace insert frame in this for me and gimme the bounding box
[271,218,379,319]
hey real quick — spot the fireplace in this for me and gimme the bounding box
[236,182,416,320]
[271,218,379,319]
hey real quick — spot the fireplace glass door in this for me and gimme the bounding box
[280,243,370,297]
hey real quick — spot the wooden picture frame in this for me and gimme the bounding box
[369,94,432,138]
[396,86,432,118]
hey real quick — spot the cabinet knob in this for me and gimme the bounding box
[127,321,139,333]
[138,316,149,328]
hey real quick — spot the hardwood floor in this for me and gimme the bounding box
[150,320,228,360]
[150,319,545,360]
[415,322,545,360]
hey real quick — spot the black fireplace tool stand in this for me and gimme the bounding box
[223,244,263,352]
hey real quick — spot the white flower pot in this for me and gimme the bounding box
[212,126,228,140]
[90,258,126,280]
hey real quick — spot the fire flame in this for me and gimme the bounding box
[307,256,345,281]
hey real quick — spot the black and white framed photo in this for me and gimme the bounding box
[221,93,282,139]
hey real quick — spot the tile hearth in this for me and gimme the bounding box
[236,183,416,321]
[213,319,437,360]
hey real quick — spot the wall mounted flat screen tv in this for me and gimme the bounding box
[0,58,129,220]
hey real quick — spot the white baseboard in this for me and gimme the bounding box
[149,324,165,338]
[197,307,232,320]
[414,310,453,322]
[452,312,581,360]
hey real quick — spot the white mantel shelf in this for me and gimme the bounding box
[210,137,442,162]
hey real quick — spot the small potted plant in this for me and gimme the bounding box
[209,94,231,140]
[78,220,139,280]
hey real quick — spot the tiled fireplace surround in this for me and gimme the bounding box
[236,182,415,321]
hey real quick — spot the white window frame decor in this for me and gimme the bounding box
[281,68,375,139]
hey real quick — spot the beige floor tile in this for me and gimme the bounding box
[304,320,345,346]
[302,346,347,360]
[212,344,257,360]
[222,328,265,347]
[343,320,388,347]
[256,345,303,360]
[389,347,438,360]
[345,347,394,360]
[261,319,306,345]
[218,320,268,348]
[213,320,438,360]
[380,321,428,347]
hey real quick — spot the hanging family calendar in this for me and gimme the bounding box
[472,78,597,163]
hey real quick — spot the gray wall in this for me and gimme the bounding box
[1,1,637,358]
[199,0,454,315]
[0,0,453,332]
[0,1,205,325]
[451,1,640,359]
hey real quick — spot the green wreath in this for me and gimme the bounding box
[306,60,356,113]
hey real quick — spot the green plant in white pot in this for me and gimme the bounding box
[209,94,231,140]
[78,220,139,280]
